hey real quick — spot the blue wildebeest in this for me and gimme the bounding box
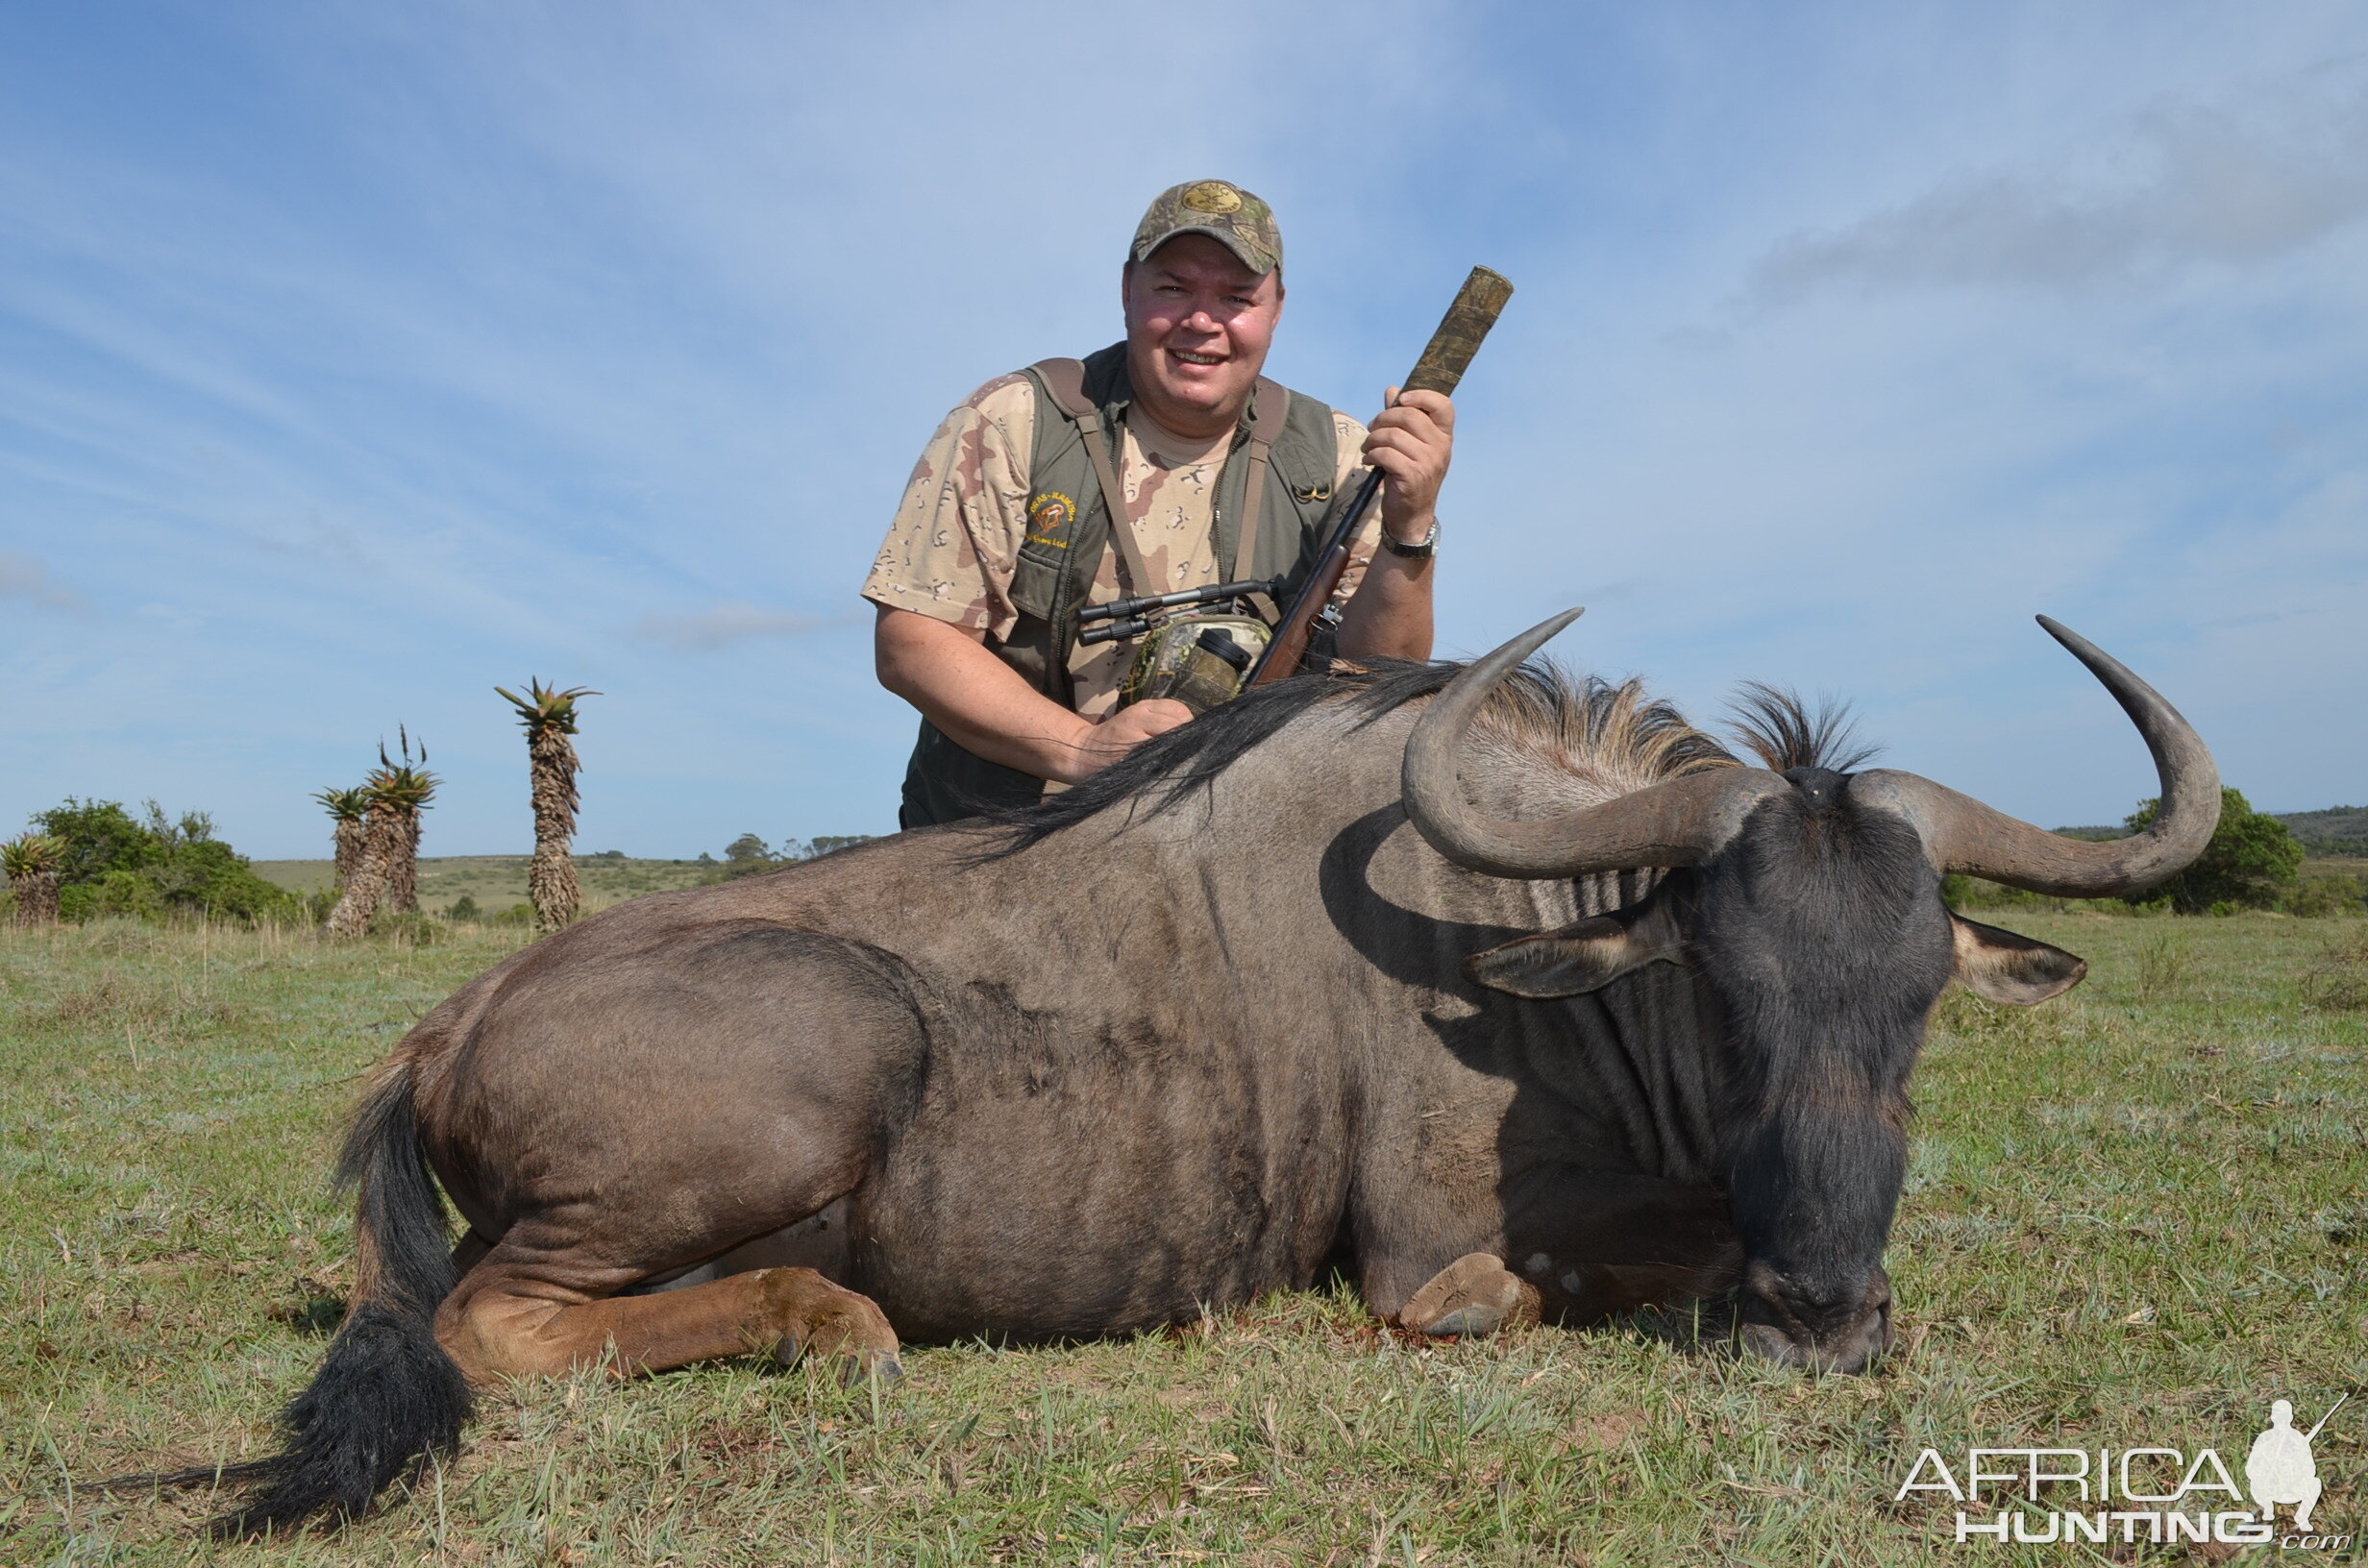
[152,612,2216,1534]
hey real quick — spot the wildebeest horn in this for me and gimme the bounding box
[1401,609,1787,879]
[1403,611,2220,894]
[1846,616,2221,896]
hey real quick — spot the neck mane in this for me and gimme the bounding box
[982,658,1739,864]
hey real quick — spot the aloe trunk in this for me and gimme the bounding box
[316,787,370,900]
[4,835,64,927]
[333,817,363,894]
[324,809,397,938]
[10,869,60,926]
[387,813,422,915]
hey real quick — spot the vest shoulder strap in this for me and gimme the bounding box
[1026,356,1150,597]
[1232,376,1289,586]
[1032,356,1096,421]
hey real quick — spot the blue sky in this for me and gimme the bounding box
[4,2,2363,859]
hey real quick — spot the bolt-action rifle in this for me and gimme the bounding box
[1243,265,1516,689]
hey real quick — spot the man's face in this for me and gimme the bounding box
[1122,234,1283,433]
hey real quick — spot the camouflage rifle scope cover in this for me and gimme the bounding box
[1120,612,1271,716]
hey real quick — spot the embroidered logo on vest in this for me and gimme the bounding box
[1025,491,1075,549]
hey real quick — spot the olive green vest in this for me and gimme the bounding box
[900,342,1348,828]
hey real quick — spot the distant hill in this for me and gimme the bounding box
[2275,805,2368,858]
[2048,806,2366,857]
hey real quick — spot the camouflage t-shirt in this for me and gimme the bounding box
[863,372,1379,720]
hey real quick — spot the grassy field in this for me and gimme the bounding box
[250,856,718,915]
[3,913,2363,1564]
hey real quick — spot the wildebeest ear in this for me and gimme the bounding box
[1467,907,1681,999]
[1949,914,2086,1005]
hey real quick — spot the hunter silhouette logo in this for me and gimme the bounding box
[2249,1394,2345,1532]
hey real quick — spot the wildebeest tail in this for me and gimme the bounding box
[109,1065,473,1536]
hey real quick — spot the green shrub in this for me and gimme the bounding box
[1939,874,2141,916]
[27,797,301,926]
[371,912,446,946]
[2123,787,2303,915]
[2284,875,2367,918]
[444,894,481,921]
[36,799,163,884]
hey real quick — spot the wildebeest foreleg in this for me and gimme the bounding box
[438,1262,900,1384]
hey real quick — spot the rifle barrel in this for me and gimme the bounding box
[1076,576,1280,626]
[1077,616,1150,647]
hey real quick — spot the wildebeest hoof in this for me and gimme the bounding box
[1401,1252,1541,1338]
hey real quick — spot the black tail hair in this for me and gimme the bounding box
[105,1068,473,1536]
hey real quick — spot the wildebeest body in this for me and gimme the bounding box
[408,690,1738,1346]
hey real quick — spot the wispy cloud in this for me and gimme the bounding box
[0,550,89,610]
[1746,77,2368,306]
[633,600,837,651]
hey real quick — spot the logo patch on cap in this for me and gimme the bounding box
[1180,181,1244,214]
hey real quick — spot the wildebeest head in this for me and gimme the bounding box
[1401,611,2219,1372]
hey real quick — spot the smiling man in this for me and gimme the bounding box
[864,179,1454,827]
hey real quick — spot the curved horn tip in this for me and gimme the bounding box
[1495,605,1586,661]
[2035,613,2098,655]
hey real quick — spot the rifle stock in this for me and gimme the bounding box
[1246,265,1514,689]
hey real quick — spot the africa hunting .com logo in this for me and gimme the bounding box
[1896,1394,2350,1550]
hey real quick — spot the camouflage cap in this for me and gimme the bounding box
[1129,180,1283,276]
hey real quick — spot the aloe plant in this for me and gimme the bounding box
[496,681,599,934]
[324,731,436,938]
[3,833,64,925]
[313,786,371,896]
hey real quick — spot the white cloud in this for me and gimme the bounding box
[1746,74,2368,305]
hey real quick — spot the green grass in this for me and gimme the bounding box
[3,915,2362,1564]
[250,856,718,915]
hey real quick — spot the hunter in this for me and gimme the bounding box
[863,179,1454,827]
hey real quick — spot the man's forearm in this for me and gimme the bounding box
[1334,540,1435,662]
[874,606,1095,781]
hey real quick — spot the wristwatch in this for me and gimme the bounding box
[1381,519,1438,558]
